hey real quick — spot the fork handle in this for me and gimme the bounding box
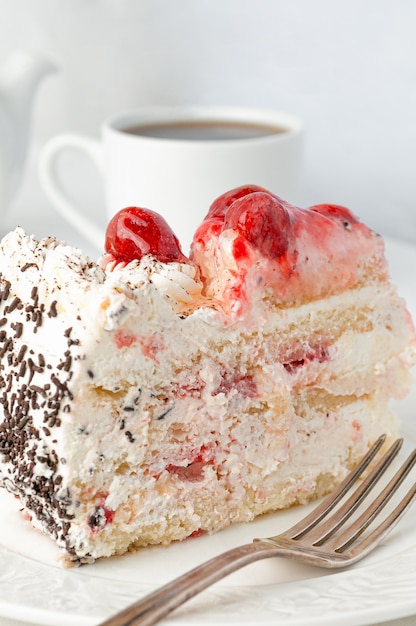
[98,541,278,626]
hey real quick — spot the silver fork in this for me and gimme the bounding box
[98,435,416,626]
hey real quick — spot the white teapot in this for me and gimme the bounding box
[0,51,55,213]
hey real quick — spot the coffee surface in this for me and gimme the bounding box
[122,120,286,141]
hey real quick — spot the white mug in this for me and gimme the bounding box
[38,106,303,252]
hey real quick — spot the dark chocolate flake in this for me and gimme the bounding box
[48,301,58,318]
[16,345,28,363]
[57,353,72,372]
[156,404,175,420]
[29,385,48,397]
[11,322,23,338]
[0,279,11,302]
[30,286,39,305]
[32,309,43,332]
[5,297,20,313]
[17,416,30,430]
[87,506,105,531]
[0,337,13,358]
[20,262,38,272]
[18,361,27,377]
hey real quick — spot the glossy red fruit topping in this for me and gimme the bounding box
[308,203,360,229]
[224,191,293,259]
[195,186,363,262]
[193,185,292,253]
[206,184,269,221]
[105,206,187,263]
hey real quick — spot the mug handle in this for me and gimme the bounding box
[38,134,105,250]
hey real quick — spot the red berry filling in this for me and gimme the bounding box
[283,343,330,374]
[166,445,215,482]
[139,332,165,363]
[172,376,206,399]
[213,372,258,397]
[166,460,206,482]
[188,528,204,538]
[114,329,138,349]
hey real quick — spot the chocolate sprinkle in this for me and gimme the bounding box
[20,263,38,272]
[48,301,58,318]
[11,322,23,338]
[0,278,11,302]
[5,297,20,313]
[156,404,175,420]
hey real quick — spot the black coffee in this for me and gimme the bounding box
[122,120,286,141]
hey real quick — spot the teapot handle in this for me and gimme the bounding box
[38,134,105,250]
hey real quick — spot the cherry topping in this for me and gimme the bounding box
[193,185,291,254]
[224,191,293,259]
[206,184,269,221]
[105,206,187,263]
[308,203,359,230]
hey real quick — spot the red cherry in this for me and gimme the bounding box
[223,191,293,259]
[105,207,187,263]
[206,184,269,221]
[192,185,268,248]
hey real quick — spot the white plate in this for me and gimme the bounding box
[0,237,415,626]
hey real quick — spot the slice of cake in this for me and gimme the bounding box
[0,185,414,565]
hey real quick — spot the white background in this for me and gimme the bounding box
[1,0,416,256]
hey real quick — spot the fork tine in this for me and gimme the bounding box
[279,434,387,541]
[328,447,416,553]
[340,482,416,564]
[305,438,404,545]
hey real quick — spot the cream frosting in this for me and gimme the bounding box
[100,252,203,313]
